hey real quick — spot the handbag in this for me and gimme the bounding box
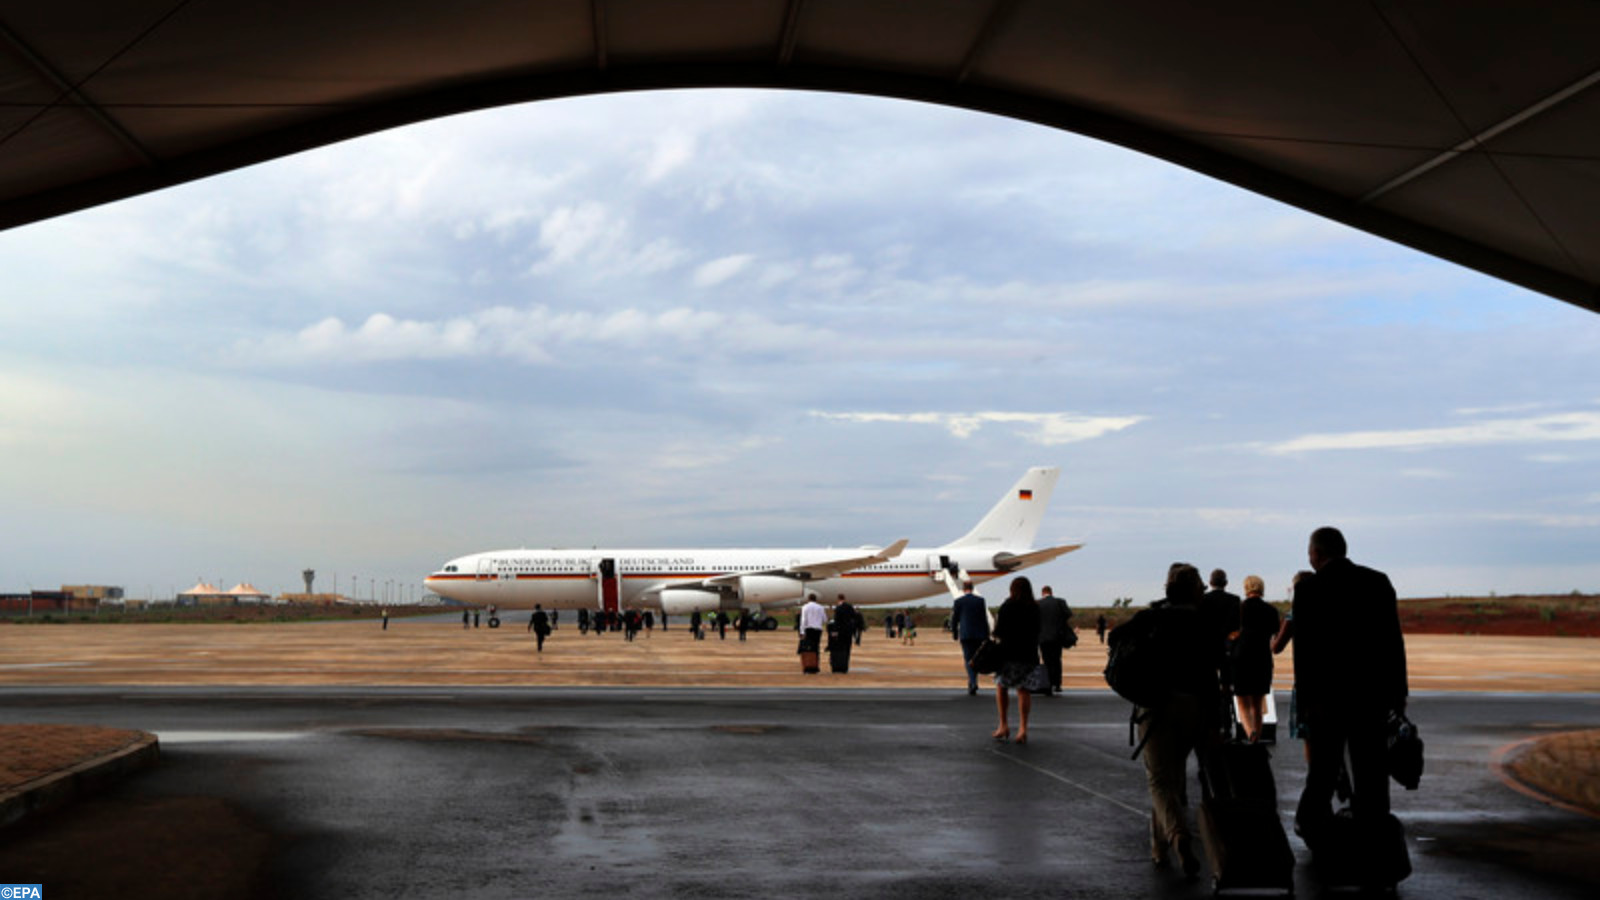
[1387,710,1424,790]
[1062,624,1079,650]
[969,638,1003,675]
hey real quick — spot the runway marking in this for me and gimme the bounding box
[990,748,1147,818]
[157,731,309,743]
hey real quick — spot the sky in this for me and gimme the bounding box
[2,88,1598,604]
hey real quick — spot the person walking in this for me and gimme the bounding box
[991,576,1047,743]
[799,596,827,650]
[1037,585,1072,694]
[1231,575,1280,742]
[462,608,470,630]
[380,608,388,631]
[643,609,655,637]
[1138,563,1226,877]
[1202,569,1243,691]
[829,596,857,672]
[736,610,749,642]
[799,595,827,674]
[1096,613,1108,644]
[530,604,551,652]
[1290,527,1408,842]
[690,609,703,640]
[900,612,917,646]
[951,580,990,696]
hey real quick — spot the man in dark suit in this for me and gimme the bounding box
[1291,526,1409,837]
[1200,569,1242,685]
[950,580,990,695]
[1036,585,1072,694]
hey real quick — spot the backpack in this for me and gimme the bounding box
[1104,604,1209,757]
[1103,605,1184,708]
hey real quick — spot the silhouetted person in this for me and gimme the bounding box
[951,580,990,696]
[1096,613,1108,644]
[992,577,1046,743]
[829,596,857,673]
[1201,568,1242,690]
[1037,585,1072,694]
[1140,563,1225,877]
[1291,527,1408,840]
[1231,575,1280,742]
[530,604,551,652]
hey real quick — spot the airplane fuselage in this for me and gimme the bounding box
[422,466,1081,614]
[424,545,1007,612]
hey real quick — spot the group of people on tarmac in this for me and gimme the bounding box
[1135,527,1408,879]
[951,576,1076,745]
[954,526,1408,883]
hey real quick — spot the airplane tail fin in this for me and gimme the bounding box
[942,466,1060,550]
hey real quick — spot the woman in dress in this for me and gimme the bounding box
[1231,575,1281,741]
[992,576,1048,743]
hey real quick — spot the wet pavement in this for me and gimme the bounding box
[0,687,1595,899]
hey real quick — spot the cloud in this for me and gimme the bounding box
[240,304,827,365]
[693,254,755,287]
[810,411,1145,445]
[1264,411,1600,454]
[643,130,696,182]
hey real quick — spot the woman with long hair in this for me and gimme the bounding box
[991,576,1048,743]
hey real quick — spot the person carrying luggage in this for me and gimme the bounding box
[1129,563,1226,878]
[1290,526,1411,888]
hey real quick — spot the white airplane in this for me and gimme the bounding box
[422,466,1081,624]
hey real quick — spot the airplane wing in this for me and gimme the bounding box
[993,543,1084,572]
[701,539,910,586]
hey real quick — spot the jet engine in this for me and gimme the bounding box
[992,552,1024,572]
[657,589,730,615]
[738,575,805,608]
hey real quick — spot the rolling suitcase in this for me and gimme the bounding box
[1197,742,1295,895]
[1308,808,1411,890]
[798,635,821,674]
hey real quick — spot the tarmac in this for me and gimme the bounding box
[0,618,1596,893]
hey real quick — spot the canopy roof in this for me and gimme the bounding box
[2,1,1596,312]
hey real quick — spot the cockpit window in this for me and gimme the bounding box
[445,565,458,573]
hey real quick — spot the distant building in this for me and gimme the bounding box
[226,583,270,605]
[62,585,124,606]
[177,581,228,606]
[0,590,78,614]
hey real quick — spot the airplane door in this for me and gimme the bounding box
[597,558,620,614]
[476,558,494,582]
